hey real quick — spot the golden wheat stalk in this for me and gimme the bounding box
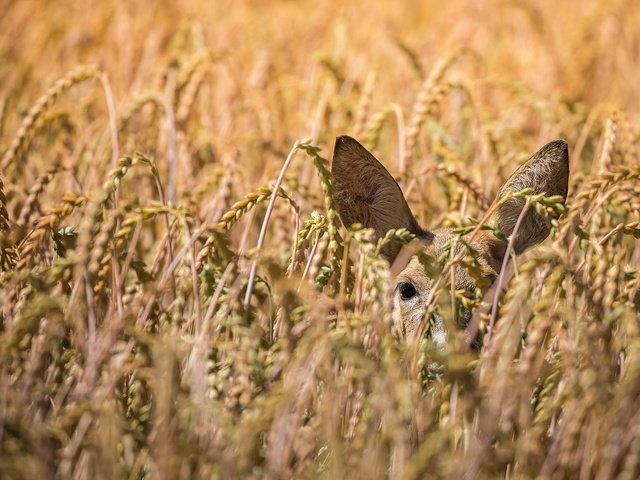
[0,65,100,176]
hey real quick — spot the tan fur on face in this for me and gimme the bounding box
[331,136,569,340]
[392,229,497,339]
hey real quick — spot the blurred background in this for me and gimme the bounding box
[3,0,639,107]
[3,0,638,224]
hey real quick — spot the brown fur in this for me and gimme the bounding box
[331,136,569,339]
[332,135,429,260]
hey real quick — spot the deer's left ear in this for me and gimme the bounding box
[331,135,426,261]
[480,140,569,268]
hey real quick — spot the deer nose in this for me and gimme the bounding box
[398,282,417,300]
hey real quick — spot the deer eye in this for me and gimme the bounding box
[398,282,417,300]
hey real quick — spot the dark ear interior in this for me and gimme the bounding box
[331,136,426,261]
[482,139,569,268]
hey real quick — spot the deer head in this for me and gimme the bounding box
[331,135,569,341]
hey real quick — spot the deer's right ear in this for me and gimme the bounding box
[331,135,425,261]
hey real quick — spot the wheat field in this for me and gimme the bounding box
[1,1,640,479]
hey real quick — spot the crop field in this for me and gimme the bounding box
[1,0,640,478]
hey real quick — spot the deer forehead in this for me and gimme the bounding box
[394,229,497,290]
[393,230,452,286]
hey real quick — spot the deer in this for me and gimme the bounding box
[331,135,569,344]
